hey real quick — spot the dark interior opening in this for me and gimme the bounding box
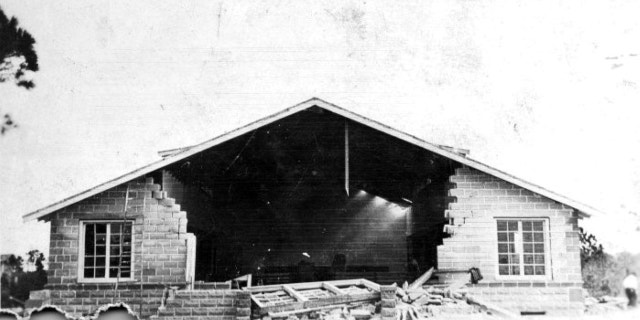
[162,106,460,285]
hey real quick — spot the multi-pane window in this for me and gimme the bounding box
[497,220,519,275]
[497,219,547,277]
[82,221,132,280]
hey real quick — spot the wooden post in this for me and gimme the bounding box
[407,267,434,290]
[345,120,349,196]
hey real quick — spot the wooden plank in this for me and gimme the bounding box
[298,288,334,301]
[345,119,349,196]
[283,285,309,302]
[360,279,381,291]
[303,292,380,309]
[290,279,363,290]
[256,301,306,316]
[407,267,434,290]
[288,282,327,291]
[322,282,346,295]
[249,279,380,316]
[245,279,364,293]
[269,301,373,319]
[251,295,266,308]
[466,295,520,319]
[252,289,298,308]
[444,277,468,295]
[269,304,349,318]
[341,285,372,295]
[245,284,285,293]
[253,281,375,305]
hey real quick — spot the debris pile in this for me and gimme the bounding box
[266,301,380,320]
[394,268,481,319]
[396,285,478,318]
[248,279,381,320]
[250,270,515,320]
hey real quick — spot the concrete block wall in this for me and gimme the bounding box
[437,166,583,316]
[465,283,584,316]
[157,290,251,320]
[34,286,251,320]
[43,284,165,318]
[46,175,192,286]
[43,175,196,318]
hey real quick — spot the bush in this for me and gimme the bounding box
[581,227,640,297]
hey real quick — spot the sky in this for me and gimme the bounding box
[1,0,639,259]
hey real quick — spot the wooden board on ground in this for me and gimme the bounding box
[246,279,380,316]
[466,295,520,319]
[407,267,434,290]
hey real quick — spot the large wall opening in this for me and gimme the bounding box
[159,107,461,285]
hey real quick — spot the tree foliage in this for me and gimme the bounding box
[579,227,640,298]
[0,5,38,136]
[1,254,23,273]
[26,250,46,272]
[580,226,605,263]
[580,227,614,297]
[0,6,38,89]
[1,251,47,308]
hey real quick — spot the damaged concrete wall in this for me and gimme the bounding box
[406,180,453,273]
[158,289,251,320]
[40,164,586,317]
[44,176,195,318]
[28,285,251,319]
[438,166,583,316]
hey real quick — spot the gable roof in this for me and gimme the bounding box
[22,97,600,222]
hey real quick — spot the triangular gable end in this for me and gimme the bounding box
[22,97,600,222]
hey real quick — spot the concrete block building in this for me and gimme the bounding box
[22,98,597,318]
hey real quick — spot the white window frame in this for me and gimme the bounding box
[494,217,551,281]
[78,220,135,283]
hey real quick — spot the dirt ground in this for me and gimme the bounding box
[539,307,640,320]
[429,307,640,320]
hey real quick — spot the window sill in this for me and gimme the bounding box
[494,276,551,282]
[78,278,137,284]
[470,281,555,288]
